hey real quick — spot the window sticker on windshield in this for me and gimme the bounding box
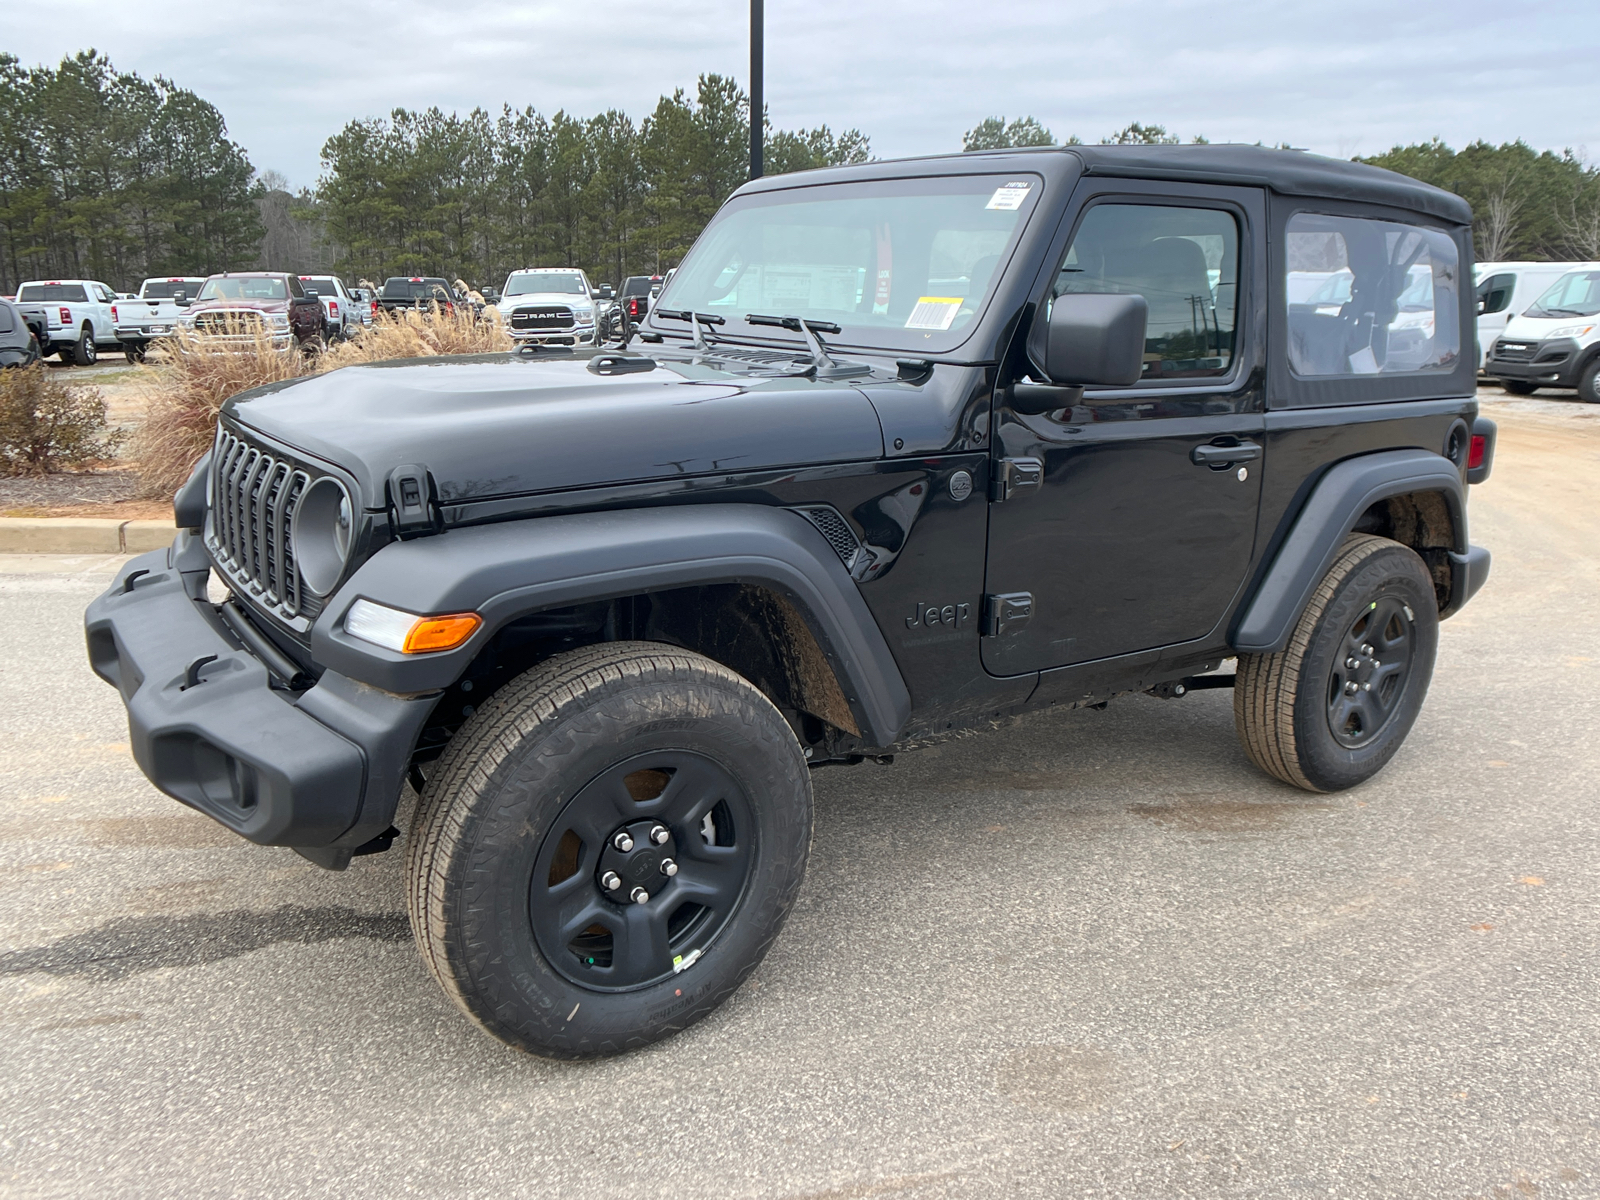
[986,181,1033,211]
[905,297,963,331]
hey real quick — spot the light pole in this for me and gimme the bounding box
[750,0,764,179]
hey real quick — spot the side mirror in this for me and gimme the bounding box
[1043,293,1148,386]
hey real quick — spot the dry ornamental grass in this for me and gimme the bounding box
[133,305,513,497]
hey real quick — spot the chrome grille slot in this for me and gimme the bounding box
[208,429,315,625]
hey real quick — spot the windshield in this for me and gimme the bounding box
[1526,270,1600,318]
[650,173,1042,353]
[504,272,587,297]
[197,276,289,301]
[141,280,199,299]
[383,279,451,299]
[300,277,341,296]
[18,284,88,303]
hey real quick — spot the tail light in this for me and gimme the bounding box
[1468,435,1486,470]
[329,301,339,317]
[111,305,118,322]
[627,298,641,318]
[58,307,71,324]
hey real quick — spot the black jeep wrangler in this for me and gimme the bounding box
[86,145,1494,1058]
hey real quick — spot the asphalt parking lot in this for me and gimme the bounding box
[1,394,1597,1200]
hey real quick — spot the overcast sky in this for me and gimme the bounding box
[9,0,1598,191]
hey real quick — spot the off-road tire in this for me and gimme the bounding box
[1234,535,1438,792]
[1500,380,1537,395]
[406,640,812,1058]
[71,327,95,365]
[1577,358,1600,404]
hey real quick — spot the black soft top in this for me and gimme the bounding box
[741,144,1471,226]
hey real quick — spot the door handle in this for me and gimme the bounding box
[1191,440,1262,467]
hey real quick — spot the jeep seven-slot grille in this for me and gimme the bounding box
[209,430,312,620]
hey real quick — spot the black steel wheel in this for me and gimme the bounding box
[1323,594,1417,748]
[407,641,812,1057]
[1235,535,1438,792]
[531,749,756,991]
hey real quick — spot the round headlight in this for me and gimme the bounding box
[292,477,355,596]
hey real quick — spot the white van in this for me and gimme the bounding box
[1483,266,1600,400]
[1475,261,1599,370]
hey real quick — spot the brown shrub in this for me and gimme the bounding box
[0,364,124,475]
[322,305,512,367]
[132,327,308,497]
[133,308,513,497]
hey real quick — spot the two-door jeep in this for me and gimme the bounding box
[87,145,1494,1057]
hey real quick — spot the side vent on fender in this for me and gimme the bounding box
[788,506,874,579]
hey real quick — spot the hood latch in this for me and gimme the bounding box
[388,463,439,538]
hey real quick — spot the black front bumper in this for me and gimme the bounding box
[1488,338,1582,387]
[84,536,439,859]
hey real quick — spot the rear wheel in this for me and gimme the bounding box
[1576,359,1600,404]
[1500,380,1537,395]
[1234,535,1438,792]
[123,342,146,364]
[406,641,812,1058]
[71,327,96,365]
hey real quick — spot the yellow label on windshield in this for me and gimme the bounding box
[905,297,963,331]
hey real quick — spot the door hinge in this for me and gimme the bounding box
[982,591,1034,637]
[990,457,1043,502]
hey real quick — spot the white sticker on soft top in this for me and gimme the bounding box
[986,181,1033,210]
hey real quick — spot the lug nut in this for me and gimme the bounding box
[1362,682,1373,691]
[660,858,678,877]
[630,887,650,904]
[601,871,622,891]
[1345,681,1359,695]
[650,824,670,845]
[1346,657,1358,669]
[1361,644,1374,656]
[612,831,634,852]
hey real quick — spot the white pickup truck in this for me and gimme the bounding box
[13,279,120,365]
[298,276,360,342]
[112,277,208,362]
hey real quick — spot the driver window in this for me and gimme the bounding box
[287,276,305,299]
[1477,272,1514,316]
[1054,203,1239,380]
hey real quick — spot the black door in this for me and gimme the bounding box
[983,182,1267,677]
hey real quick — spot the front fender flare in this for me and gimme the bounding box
[311,504,912,748]
[1231,449,1467,654]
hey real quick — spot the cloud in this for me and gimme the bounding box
[8,0,1596,189]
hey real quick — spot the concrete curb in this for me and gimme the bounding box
[0,518,174,555]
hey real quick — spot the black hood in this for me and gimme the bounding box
[223,353,886,507]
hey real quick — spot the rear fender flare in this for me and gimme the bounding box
[311,504,912,748]
[1232,449,1466,654]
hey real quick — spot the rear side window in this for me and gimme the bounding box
[1053,202,1239,380]
[1285,212,1460,377]
[18,284,88,303]
[1476,272,1515,316]
[0,301,14,333]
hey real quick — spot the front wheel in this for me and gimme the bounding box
[1234,534,1438,792]
[1576,358,1600,404]
[406,641,813,1057]
[1500,380,1537,395]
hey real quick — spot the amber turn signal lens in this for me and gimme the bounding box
[401,613,481,654]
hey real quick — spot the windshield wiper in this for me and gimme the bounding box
[654,309,725,351]
[744,314,870,379]
[1541,307,1589,317]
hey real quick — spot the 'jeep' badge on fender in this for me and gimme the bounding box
[906,601,971,629]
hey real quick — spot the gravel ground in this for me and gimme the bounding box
[0,403,1595,1200]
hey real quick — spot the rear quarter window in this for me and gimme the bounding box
[1285,211,1460,378]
